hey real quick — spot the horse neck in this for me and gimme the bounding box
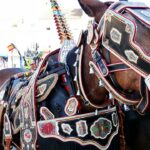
[80,43,108,106]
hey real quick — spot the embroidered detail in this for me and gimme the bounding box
[112,113,118,127]
[124,50,139,64]
[61,123,73,135]
[37,106,119,150]
[24,129,32,143]
[36,74,58,102]
[76,120,88,137]
[110,28,122,45]
[38,121,59,138]
[40,107,54,120]
[90,117,112,139]
[64,97,78,116]
[36,84,47,97]
[145,74,150,90]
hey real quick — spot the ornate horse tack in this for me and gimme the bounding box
[83,2,150,114]
[37,106,119,150]
[50,0,76,64]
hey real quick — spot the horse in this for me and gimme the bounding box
[0,68,27,87]
[77,0,150,149]
[0,16,122,150]
[1,0,150,150]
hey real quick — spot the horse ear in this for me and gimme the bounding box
[78,0,108,18]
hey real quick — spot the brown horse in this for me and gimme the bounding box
[77,0,150,150]
[0,68,27,89]
[1,1,150,150]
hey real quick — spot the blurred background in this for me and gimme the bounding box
[0,0,149,69]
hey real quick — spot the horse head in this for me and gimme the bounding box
[78,0,150,113]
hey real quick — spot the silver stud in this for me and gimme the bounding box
[76,90,80,96]
[76,55,79,61]
[73,61,77,67]
[109,92,114,100]
[25,124,28,128]
[124,104,130,111]
[74,76,77,81]
[89,67,94,74]
[75,49,80,54]
[99,79,104,87]
[95,109,98,115]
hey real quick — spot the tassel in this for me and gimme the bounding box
[76,90,80,96]
[95,109,98,115]
[74,76,77,81]
[73,61,77,67]
[99,79,104,87]
[75,49,80,54]
[109,92,114,100]
[89,67,94,74]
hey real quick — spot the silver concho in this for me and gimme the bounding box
[110,28,122,45]
[64,97,78,116]
[24,129,32,143]
[76,120,88,137]
[90,117,112,139]
[124,50,139,64]
[61,123,73,135]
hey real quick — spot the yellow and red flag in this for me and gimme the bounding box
[7,43,15,51]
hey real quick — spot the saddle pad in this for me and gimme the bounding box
[102,10,150,78]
